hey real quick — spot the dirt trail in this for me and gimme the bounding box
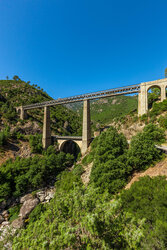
[125,157,167,189]
[81,162,93,185]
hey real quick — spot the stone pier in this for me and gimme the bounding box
[42,106,51,149]
[81,99,91,155]
[16,106,27,120]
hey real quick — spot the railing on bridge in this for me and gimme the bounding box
[22,84,140,110]
[53,136,82,140]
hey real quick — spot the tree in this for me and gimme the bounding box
[13,75,20,81]
[165,68,167,78]
[127,124,164,171]
[148,87,160,108]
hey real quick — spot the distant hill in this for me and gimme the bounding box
[66,95,138,131]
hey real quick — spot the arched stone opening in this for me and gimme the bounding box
[60,140,81,159]
[17,108,21,115]
[147,85,161,110]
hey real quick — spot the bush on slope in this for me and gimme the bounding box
[89,124,164,193]
[120,176,167,249]
[12,171,144,249]
[90,127,130,194]
[8,124,166,249]
[12,172,167,249]
[0,146,74,202]
[127,123,165,171]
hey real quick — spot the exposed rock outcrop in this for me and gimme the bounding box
[19,197,39,219]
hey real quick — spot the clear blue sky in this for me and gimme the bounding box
[0,0,167,98]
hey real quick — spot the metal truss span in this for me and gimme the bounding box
[23,84,140,110]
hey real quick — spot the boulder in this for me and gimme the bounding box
[20,194,33,204]
[19,198,39,219]
[12,218,24,229]
[38,194,45,203]
[64,121,69,129]
[1,221,10,226]
[2,210,9,217]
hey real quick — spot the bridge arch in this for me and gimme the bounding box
[59,139,82,158]
[147,85,161,110]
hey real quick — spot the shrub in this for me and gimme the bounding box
[120,176,167,248]
[127,123,165,171]
[158,115,167,129]
[28,203,46,223]
[73,164,85,176]
[149,99,167,117]
[140,114,148,122]
[29,134,43,153]
[143,123,165,144]
[0,126,10,146]
[90,127,129,193]
[8,204,21,222]
[128,134,161,171]
[0,151,74,201]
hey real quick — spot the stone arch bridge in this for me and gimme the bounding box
[53,136,83,151]
[16,78,167,155]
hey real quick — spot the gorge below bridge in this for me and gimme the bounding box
[16,78,167,155]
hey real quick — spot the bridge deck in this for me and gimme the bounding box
[53,136,95,141]
[53,136,82,140]
[22,84,140,110]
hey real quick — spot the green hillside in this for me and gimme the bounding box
[0,78,81,136]
[2,123,167,249]
[90,95,137,127]
[67,95,138,130]
[0,77,167,249]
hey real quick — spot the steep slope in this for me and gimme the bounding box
[2,123,166,249]
[0,78,81,136]
[67,95,138,131]
[125,157,167,189]
[110,98,167,140]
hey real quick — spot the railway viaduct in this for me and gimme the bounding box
[16,78,167,155]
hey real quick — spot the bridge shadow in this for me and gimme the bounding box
[60,140,80,160]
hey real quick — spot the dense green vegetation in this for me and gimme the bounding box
[0,126,10,146]
[8,204,21,222]
[29,134,43,153]
[120,176,167,249]
[0,146,74,202]
[127,124,165,171]
[89,127,129,194]
[68,95,138,130]
[12,174,138,249]
[83,123,164,194]
[0,122,162,249]
[0,77,167,249]
[91,95,138,126]
[112,97,167,133]
[148,87,160,108]
[0,78,81,136]
[12,172,167,249]
[135,99,167,127]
